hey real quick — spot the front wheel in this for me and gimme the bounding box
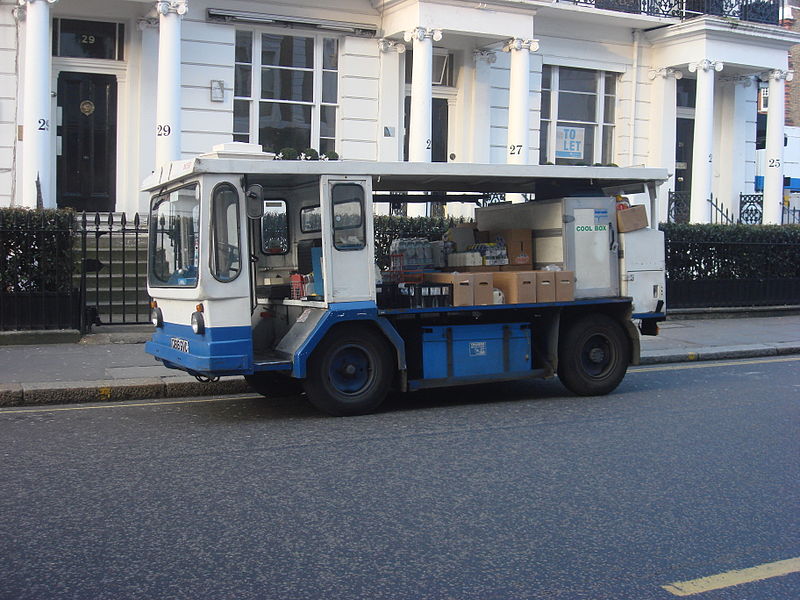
[302,326,394,416]
[557,313,630,396]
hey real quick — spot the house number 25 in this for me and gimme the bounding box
[769,158,781,168]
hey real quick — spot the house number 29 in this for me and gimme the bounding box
[37,119,49,131]
[157,124,172,137]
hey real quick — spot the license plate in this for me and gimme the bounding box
[170,337,189,353]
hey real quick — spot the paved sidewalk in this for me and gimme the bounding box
[1,315,798,407]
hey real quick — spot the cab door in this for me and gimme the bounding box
[320,176,375,303]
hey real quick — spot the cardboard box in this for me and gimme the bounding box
[424,272,474,306]
[554,271,575,302]
[446,224,476,251]
[493,271,536,304]
[471,272,494,306]
[534,271,556,303]
[490,229,533,266]
[616,205,648,233]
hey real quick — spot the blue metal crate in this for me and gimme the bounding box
[422,323,531,380]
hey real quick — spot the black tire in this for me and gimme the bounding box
[244,372,303,398]
[557,313,630,396]
[302,325,394,416]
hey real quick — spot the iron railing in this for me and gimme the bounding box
[569,0,780,24]
[667,191,691,224]
[708,195,736,225]
[0,210,79,331]
[666,240,800,307]
[783,206,800,225]
[77,212,150,332]
[739,194,763,225]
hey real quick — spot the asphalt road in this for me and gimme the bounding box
[1,356,798,600]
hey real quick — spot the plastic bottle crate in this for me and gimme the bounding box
[376,282,453,309]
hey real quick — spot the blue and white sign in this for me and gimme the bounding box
[556,126,585,160]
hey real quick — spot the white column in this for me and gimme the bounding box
[647,67,679,223]
[688,59,723,224]
[504,38,538,166]
[155,0,187,167]
[405,27,440,163]
[377,39,405,163]
[404,27,440,217]
[470,50,495,164]
[20,0,57,209]
[763,69,791,225]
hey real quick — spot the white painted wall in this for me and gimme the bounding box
[0,0,18,207]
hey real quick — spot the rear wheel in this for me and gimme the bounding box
[244,372,303,398]
[558,313,630,396]
[302,326,393,416]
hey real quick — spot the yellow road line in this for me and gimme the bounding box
[631,356,800,373]
[662,557,800,596]
[0,394,259,415]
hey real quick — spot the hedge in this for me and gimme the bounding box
[373,215,467,268]
[0,208,76,293]
[660,223,800,281]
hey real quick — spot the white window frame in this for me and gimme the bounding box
[540,65,616,165]
[233,28,340,153]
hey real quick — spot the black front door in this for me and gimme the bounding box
[403,96,449,162]
[675,117,694,193]
[57,72,117,212]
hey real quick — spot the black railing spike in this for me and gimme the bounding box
[134,212,140,228]
[94,212,101,227]
[121,212,127,228]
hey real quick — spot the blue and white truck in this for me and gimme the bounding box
[145,143,668,415]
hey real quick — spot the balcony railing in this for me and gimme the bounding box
[569,0,780,25]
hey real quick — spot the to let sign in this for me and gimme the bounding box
[556,126,585,160]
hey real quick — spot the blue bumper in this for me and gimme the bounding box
[145,322,253,376]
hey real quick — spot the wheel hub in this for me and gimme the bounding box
[588,347,606,364]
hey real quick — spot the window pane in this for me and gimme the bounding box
[320,105,336,139]
[234,65,251,97]
[559,67,596,93]
[539,120,549,164]
[319,138,336,155]
[233,133,250,143]
[603,95,615,123]
[262,200,289,254]
[555,122,594,165]
[262,34,313,68]
[149,185,200,287]
[602,125,614,164]
[234,100,250,134]
[677,78,697,108]
[259,102,311,152]
[322,71,338,104]
[604,72,616,95]
[332,185,365,251]
[261,68,313,102]
[323,38,339,70]
[542,65,551,90]
[56,19,120,60]
[300,206,322,233]
[235,31,252,63]
[211,185,242,282]
[558,91,596,122]
[541,90,551,120]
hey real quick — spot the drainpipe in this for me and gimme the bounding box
[628,30,641,167]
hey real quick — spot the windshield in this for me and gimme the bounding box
[149,184,200,287]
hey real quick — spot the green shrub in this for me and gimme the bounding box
[0,208,76,293]
[661,223,800,280]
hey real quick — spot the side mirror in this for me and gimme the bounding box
[245,184,264,218]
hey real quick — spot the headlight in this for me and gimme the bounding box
[151,307,163,328]
[191,311,205,335]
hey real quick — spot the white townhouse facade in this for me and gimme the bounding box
[2,0,799,223]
